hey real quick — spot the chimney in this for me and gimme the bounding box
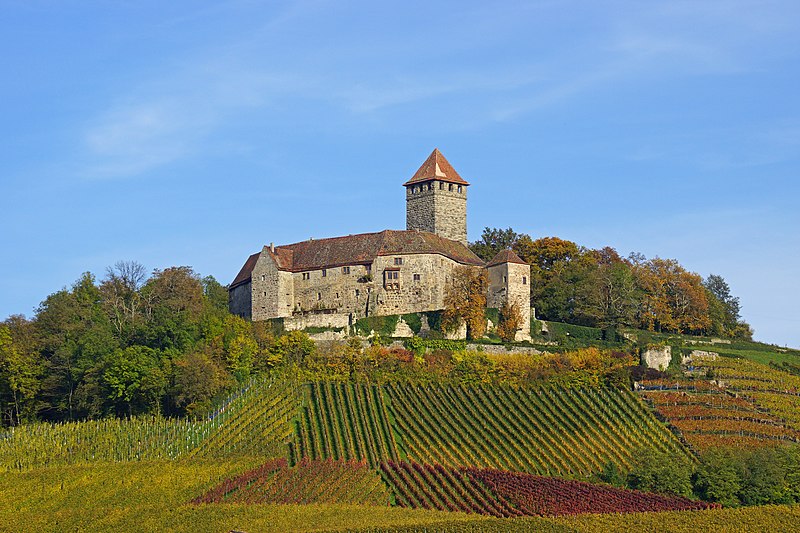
[270,242,275,253]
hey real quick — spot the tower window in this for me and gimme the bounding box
[394,257,403,265]
[449,183,453,191]
[342,266,350,274]
[355,289,360,297]
[322,269,327,277]
[366,264,372,273]
[458,185,462,193]
[428,183,434,191]
[439,182,444,189]
[413,274,421,282]
[317,293,322,300]
[523,276,527,285]
[302,272,310,280]
[261,275,266,281]
[503,275,507,283]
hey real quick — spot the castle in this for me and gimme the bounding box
[229,149,531,341]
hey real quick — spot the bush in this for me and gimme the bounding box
[401,313,422,335]
[546,321,603,342]
[354,315,400,337]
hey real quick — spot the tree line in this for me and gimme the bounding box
[470,228,753,338]
[0,262,285,426]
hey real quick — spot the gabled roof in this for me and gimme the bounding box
[230,230,484,287]
[486,249,528,267]
[230,252,260,288]
[403,148,469,187]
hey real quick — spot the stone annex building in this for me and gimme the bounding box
[229,149,531,341]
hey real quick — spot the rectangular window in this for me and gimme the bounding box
[449,183,453,191]
[317,293,322,300]
[322,269,327,277]
[439,182,444,189]
[394,257,403,266]
[342,266,350,274]
[457,185,462,193]
[523,276,527,285]
[413,274,420,281]
[366,264,372,273]
[261,275,266,281]
[302,272,310,280]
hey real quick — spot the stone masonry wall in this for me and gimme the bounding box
[506,262,531,341]
[406,181,467,245]
[292,263,371,317]
[486,261,531,341]
[250,251,294,320]
[229,281,252,319]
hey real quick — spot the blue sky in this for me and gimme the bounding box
[1,1,798,347]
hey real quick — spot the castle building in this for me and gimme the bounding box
[229,149,531,340]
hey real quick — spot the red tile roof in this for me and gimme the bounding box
[486,249,528,267]
[402,148,469,187]
[230,230,484,287]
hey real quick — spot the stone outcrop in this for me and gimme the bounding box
[641,345,672,371]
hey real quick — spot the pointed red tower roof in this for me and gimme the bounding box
[486,249,528,267]
[403,148,470,187]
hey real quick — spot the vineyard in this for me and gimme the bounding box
[190,377,300,459]
[0,375,297,471]
[290,381,401,466]
[385,383,688,476]
[639,356,800,450]
[195,457,391,506]
[379,462,715,517]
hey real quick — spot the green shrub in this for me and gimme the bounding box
[546,321,603,342]
[401,313,422,335]
[354,315,400,337]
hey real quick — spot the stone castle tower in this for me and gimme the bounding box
[404,148,469,245]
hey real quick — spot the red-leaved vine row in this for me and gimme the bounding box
[381,461,720,517]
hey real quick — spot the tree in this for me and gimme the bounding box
[270,330,317,366]
[627,448,694,497]
[103,345,166,416]
[140,266,205,351]
[0,322,42,426]
[442,266,488,340]
[633,258,711,334]
[469,227,522,261]
[35,272,118,420]
[99,261,148,343]
[704,274,752,339]
[171,352,232,417]
[496,300,523,342]
[695,448,744,506]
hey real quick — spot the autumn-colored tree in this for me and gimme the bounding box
[442,266,488,340]
[496,300,523,342]
[633,257,710,334]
